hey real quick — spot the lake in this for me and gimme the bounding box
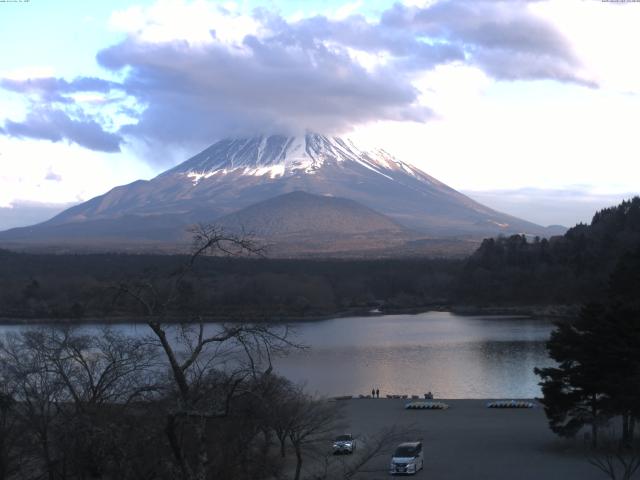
[0,311,555,399]
[273,312,554,399]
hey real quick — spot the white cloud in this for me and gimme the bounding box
[333,1,364,20]
[350,0,640,205]
[0,136,154,208]
[353,78,640,198]
[464,187,639,227]
[109,0,263,46]
[1,66,56,81]
[532,0,640,94]
[67,92,110,104]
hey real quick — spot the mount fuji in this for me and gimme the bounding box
[0,133,558,255]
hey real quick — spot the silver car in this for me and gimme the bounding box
[333,434,356,454]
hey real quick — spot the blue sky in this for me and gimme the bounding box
[1,1,134,78]
[0,0,394,77]
[1,0,639,230]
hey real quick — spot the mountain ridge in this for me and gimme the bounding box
[0,133,562,255]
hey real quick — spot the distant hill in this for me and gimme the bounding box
[217,191,407,237]
[215,191,481,257]
[215,191,420,256]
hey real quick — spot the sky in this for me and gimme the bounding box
[0,0,639,230]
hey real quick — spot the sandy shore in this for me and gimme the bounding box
[328,398,605,480]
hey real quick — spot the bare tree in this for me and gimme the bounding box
[0,225,301,480]
[0,327,162,480]
[1,331,67,480]
[46,327,160,478]
[587,427,640,480]
[287,395,343,480]
[116,224,298,480]
[37,327,159,409]
[256,375,301,459]
[0,389,21,480]
[588,449,640,480]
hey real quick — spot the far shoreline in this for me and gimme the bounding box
[0,303,577,326]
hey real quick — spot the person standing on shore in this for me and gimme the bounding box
[371,388,375,398]
[376,388,380,398]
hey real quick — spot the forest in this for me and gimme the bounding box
[0,197,639,322]
[460,196,640,305]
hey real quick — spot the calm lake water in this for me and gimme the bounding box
[0,312,555,399]
[273,312,555,399]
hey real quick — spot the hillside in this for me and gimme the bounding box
[214,191,423,256]
[216,191,406,237]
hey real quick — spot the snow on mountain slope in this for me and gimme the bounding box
[1,133,552,246]
[164,134,436,185]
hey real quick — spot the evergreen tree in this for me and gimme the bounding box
[535,303,610,446]
[536,247,640,447]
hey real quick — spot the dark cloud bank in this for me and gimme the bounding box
[0,0,592,156]
[3,108,121,152]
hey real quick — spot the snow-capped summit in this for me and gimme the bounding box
[0,133,556,254]
[165,133,435,186]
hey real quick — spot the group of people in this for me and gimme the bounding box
[368,388,434,399]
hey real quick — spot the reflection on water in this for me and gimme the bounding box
[0,311,554,399]
[272,312,554,398]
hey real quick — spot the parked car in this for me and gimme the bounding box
[389,441,423,475]
[333,434,356,454]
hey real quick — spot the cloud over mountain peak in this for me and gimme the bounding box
[0,1,593,158]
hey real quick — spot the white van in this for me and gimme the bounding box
[389,441,423,475]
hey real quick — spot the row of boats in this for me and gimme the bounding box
[404,400,537,409]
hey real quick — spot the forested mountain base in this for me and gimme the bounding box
[1,197,639,322]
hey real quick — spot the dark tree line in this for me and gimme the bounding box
[459,197,640,305]
[0,252,460,322]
